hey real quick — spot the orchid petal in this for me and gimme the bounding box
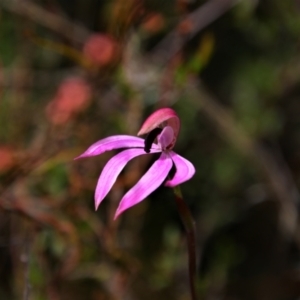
[75,135,159,159]
[95,148,160,209]
[137,108,180,146]
[165,151,195,187]
[114,152,172,219]
[158,126,174,150]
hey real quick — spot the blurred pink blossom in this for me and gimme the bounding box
[83,34,118,66]
[0,146,15,172]
[46,77,91,125]
[141,13,165,33]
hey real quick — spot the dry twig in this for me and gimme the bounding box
[150,0,241,65]
[0,0,90,43]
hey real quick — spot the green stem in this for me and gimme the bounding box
[173,185,198,300]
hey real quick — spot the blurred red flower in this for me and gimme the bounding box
[0,146,15,172]
[141,13,165,33]
[83,34,118,66]
[46,77,91,125]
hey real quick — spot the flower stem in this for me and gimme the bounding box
[173,185,198,300]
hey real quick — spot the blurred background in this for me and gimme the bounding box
[1,0,300,299]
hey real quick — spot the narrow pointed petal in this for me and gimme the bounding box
[137,108,180,145]
[75,135,159,159]
[94,148,160,210]
[114,152,172,219]
[165,151,195,187]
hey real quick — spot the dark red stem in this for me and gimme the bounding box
[173,186,198,300]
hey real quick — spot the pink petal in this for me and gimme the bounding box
[94,148,160,209]
[137,108,180,147]
[75,135,159,159]
[164,151,195,187]
[158,126,174,150]
[114,152,172,219]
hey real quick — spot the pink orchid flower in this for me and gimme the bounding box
[75,108,195,219]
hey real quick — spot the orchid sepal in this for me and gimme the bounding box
[137,108,180,149]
